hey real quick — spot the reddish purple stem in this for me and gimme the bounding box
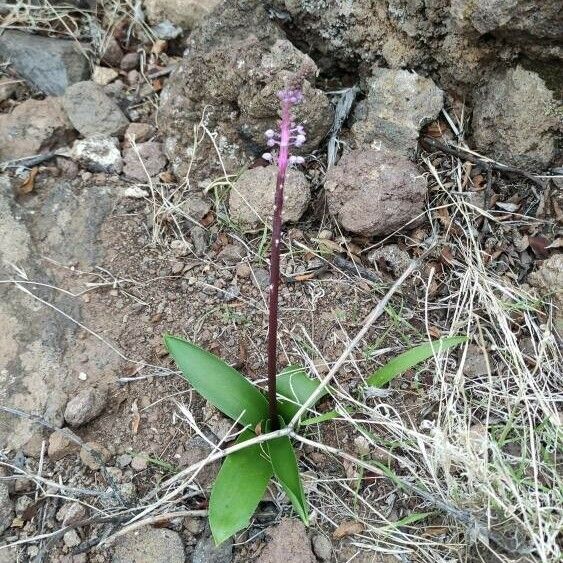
[266,98,292,430]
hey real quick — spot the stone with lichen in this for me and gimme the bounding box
[229,166,310,229]
[160,16,333,178]
[325,148,427,237]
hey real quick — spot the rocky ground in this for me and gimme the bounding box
[0,1,561,562]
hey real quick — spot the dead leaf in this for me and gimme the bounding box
[151,40,167,54]
[22,499,44,521]
[428,325,442,338]
[472,174,486,188]
[131,400,140,434]
[124,364,143,377]
[552,198,563,223]
[159,170,175,183]
[424,121,445,138]
[495,201,520,212]
[294,273,316,281]
[11,517,25,529]
[358,280,372,292]
[435,206,451,229]
[347,242,363,256]
[528,236,550,259]
[200,211,215,227]
[440,247,455,265]
[333,520,365,539]
[410,228,428,243]
[17,167,38,195]
[423,526,449,537]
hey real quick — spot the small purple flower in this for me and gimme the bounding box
[289,155,305,165]
[263,89,306,167]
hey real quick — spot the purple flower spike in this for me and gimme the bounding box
[262,88,306,168]
[265,84,306,431]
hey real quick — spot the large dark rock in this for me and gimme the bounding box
[352,68,444,157]
[0,97,75,163]
[159,1,333,178]
[0,30,89,95]
[324,148,427,237]
[471,66,558,170]
[268,0,562,94]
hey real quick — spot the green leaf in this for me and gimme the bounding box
[209,429,273,545]
[367,336,468,388]
[300,405,356,427]
[164,335,268,427]
[300,409,341,426]
[276,365,326,422]
[388,512,433,528]
[265,417,308,524]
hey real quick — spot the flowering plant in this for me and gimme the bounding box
[164,81,324,544]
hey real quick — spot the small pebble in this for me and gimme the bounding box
[15,495,33,516]
[235,263,251,278]
[116,453,132,468]
[80,442,111,470]
[120,51,140,71]
[131,455,148,471]
[63,529,81,548]
[252,267,270,290]
[127,69,140,85]
[312,533,332,561]
[171,261,184,275]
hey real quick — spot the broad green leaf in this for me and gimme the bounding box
[367,336,468,388]
[276,365,327,422]
[209,430,273,545]
[265,417,308,524]
[165,335,268,427]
